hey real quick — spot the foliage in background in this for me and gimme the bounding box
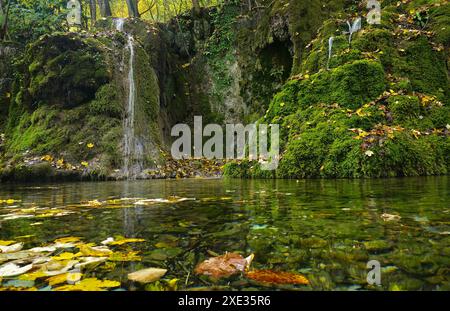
[7,0,68,43]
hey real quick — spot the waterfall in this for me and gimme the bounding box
[114,18,144,179]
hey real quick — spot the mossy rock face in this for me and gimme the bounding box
[22,33,111,109]
[403,36,448,101]
[1,20,171,182]
[2,32,124,180]
[298,60,386,110]
[225,1,450,180]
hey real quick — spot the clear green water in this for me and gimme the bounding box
[0,177,449,291]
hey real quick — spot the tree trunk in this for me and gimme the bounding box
[89,0,97,25]
[0,0,10,41]
[98,0,112,17]
[126,0,140,18]
[192,0,201,16]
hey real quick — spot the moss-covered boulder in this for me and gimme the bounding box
[225,0,450,179]
[21,33,111,109]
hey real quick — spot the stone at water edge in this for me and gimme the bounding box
[127,268,168,284]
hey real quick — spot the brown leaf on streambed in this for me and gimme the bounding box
[246,270,309,285]
[194,252,254,279]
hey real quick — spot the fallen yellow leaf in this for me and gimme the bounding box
[54,237,81,244]
[47,272,83,286]
[109,238,145,246]
[0,240,16,246]
[52,252,81,261]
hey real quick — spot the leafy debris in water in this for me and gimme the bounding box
[194,252,254,279]
[245,270,310,285]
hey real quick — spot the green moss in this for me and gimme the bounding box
[264,80,301,123]
[429,3,450,46]
[277,116,448,179]
[297,60,386,110]
[223,161,250,178]
[4,162,54,182]
[278,124,333,178]
[23,33,111,109]
[88,84,123,118]
[7,106,64,155]
[403,36,448,101]
[388,95,421,122]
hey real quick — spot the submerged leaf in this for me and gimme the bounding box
[194,252,254,279]
[381,213,401,222]
[108,251,141,262]
[127,268,167,284]
[246,270,309,285]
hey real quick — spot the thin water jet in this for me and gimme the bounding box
[114,18,144,180]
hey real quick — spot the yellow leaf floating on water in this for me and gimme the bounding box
[18,271,48,281]
[54,278,121,291]
[127,268,167,284]
[54,237,81,244]
[46,272,83,286]
[108,251,142,262]
[84,200,103,207]
[78,245,112,257]
[0,199,21,204]
[166,278,179,290]
[41,155,53,162]
[109,238,146,246]
[51,252,81,261]
[0,240,16,246]
[74,257,108,269]
[56,158,64,167]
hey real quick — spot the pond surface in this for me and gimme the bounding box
[0,177,449,291]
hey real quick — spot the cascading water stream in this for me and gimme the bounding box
[114,19,144,179]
